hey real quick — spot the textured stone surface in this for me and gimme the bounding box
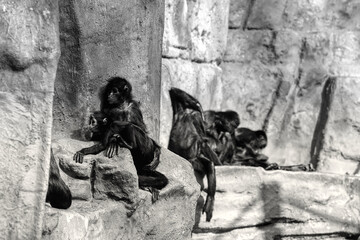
[160,58,223,146]
[53,0,164,141]
[222,17,360,171]
[187,0,230,62]
[93,153,139,203]
[228,0,249,29]
[0,1,60,239]
[162,0,190,59]
[247,0,287,30]
[193,166,360,240]
[319,77,360,175]
[222,29,301,131]
[282,0,360,31]
[44,140,200,240]
[163,0,230,62]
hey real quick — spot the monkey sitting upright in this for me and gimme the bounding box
[203,110,240,165]
[74,77,168,201]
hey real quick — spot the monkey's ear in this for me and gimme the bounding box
[123,83,132,94]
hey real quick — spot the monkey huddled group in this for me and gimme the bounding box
[46,77,313,223]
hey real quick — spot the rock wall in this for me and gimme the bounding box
[193,166,360,240]
[222,0,360,175]
[43,139,200,240]
[0,1,60,239]
[53,0,164,141]
[160,0,230,146]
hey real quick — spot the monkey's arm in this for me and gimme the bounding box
[73,143,106,163]
[218,134,235,164]
[200,141,222,165]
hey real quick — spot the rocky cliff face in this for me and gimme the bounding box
[0,1,60,239]
[223,0,360,175]
[161,0,360,175]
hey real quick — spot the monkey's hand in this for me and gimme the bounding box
[265,162,279,170]
[73,151,84,164]
[106,141,119,158]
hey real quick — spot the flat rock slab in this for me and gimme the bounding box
[193,166,360,239]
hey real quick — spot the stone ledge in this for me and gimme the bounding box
[194,166,360,239]
[43,139,200,240]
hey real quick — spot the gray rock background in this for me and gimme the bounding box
[53,0,164,141]
[160,0,230,147]
[2,0,360,239]
[161,0,360,175]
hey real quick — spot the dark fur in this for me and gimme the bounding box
[232,128,270,167]
[203,110,240,165]
[168,87,219,222]
[85,111,109,141]
[73,77,168,196]
[232,128,314,171]
[46,149,72,209]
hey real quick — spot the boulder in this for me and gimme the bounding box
[44,139,200,240]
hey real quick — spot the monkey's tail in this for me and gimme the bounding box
[46,149,72,209]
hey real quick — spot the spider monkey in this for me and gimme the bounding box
[233,128,314,171]
[73,77,168,200]
[168,87,219,222]
[232,128,272,168]
[203,110,240,165]
[46,148,72,209]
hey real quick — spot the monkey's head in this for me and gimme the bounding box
[216,110,240,134]
[251,130,267,150]
[84,111,108,141]
[102,77,133,106]
[234,128,267,150]
[169,87,203,118]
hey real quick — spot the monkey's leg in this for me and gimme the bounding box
[138,169,169,203]
[196,155,216,222]
[73,143,106,163]
[218,139,235,165]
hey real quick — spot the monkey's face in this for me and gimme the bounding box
[104,78,132,105]
[249,135,267,151]
[107,87,121,104]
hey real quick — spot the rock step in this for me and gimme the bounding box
[192,166,360,240]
